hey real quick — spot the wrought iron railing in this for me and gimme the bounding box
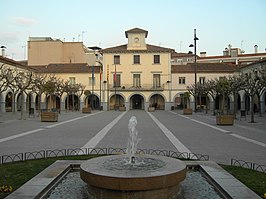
[108,84,165,91]
[231,158,266,173]
[0,147,209,165]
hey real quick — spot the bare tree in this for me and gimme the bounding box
[42,75,59,111]
[242,69,264,123]
[228,74,245,118]
[6,68,34,119]
[31,73,47,116]
[0,64,9,113]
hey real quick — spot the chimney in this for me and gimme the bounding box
[1,46,6,57]
[223,48,229,56]
[200,52,206,57]
[254,45,258,54]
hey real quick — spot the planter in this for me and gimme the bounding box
[183,108,193,115]
[41,112,58,122]
[148,107,155,112]
[119,106,126,111]
[82,107,91,113]
[216,115,234,125]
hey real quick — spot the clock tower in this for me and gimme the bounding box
[125,28,148,50]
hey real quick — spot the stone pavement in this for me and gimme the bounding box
[0,110,265,166]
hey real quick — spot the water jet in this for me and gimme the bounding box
[80,116,187,199]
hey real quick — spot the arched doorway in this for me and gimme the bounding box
[110,94,124,110]
[46,95,60,111]
[130,94,144,110]
[17,93,22,111]
[149,94,165,110]
[5,92,13,112]
[26,94,33,111]
[245,94,250,113]
[85,94,100,110]
[35,95,40,110]
[65,94,79,111]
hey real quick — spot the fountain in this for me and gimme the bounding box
[80,116,187,199]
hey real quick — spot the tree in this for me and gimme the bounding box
[42,75,59,111]
[6,68,34,119]
[204,79,218,115]
[0,64,9,113]
[242,69,264,123]
[182,91,191,109]
[31,73,47,116]
[214,77,232,114]
[228,74,245,118]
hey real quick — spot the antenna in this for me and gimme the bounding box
[178,41,183,52]
[241,40,245,54]
[82,31,87,42]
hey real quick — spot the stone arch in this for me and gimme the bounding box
[5,91,13,112]
[110,93,125,110]
[128,94,145,110]
[85,93,101,110]
[148,93,166,110]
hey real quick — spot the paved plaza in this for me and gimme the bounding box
[0,110,265,165]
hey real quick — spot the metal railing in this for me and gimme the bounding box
[0,147,209,165]
[108,84,165,91]
[231,158,266,173]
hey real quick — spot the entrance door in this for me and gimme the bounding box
[131,94,143,109]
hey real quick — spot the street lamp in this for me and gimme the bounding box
[189,29,199,112]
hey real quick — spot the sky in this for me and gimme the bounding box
[1,0,266,61]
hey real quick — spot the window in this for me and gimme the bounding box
[113,74,121,87]
[133,55,140,64]
[199,77,206,84]
[153,74,161,88]
[69,77,76,85]
[179,77,186,85]
[114,55,120,64]
[133,74,141,87]
[154,55,160,64]
[89,77,96,86]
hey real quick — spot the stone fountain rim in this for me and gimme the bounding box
[80,154,187,191]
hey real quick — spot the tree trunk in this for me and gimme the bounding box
[233,92,238,119]
[250,95,255,123]
[20,91,24,120]
[221,92,225,114]
[38,91,42,116]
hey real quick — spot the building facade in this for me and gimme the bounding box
[101,28,174,111]
[1,28,265,114]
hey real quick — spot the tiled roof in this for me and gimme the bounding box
[171,63,239,73]
[102,44,174,53]
[198,52,266,60]
[238,58,266,69]
[125,28,148,38]
[171,52,196,58]
[30,63,100,73]
[0,56,35,71]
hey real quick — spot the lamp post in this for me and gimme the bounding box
[189,29,199,112]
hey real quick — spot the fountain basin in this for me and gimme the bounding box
[80,154,186,199]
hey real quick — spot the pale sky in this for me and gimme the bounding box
[1,0,266,61]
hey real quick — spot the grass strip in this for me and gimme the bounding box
[0,155,98,198]
[221,165,266,198]
[0,157,265,198]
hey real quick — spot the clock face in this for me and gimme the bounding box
[134,37,139,43]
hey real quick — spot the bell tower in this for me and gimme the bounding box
[125,28,148,50]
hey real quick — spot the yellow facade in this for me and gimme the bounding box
[102,28,173,110]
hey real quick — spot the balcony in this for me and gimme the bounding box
[108,84,164,91]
